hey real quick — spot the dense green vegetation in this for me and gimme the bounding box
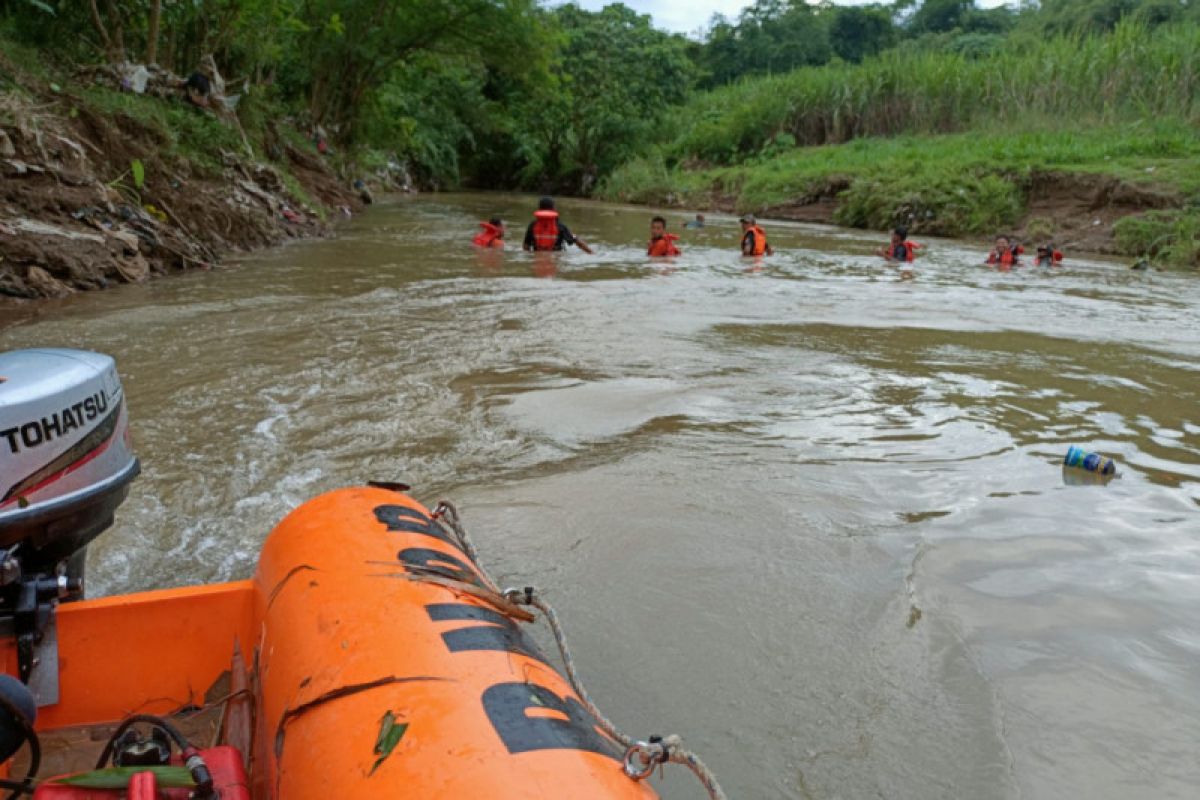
[0,0,691,193]
[2,0,1198,265]
[598,18,1200,256]
[599,123,1200,227]
[665,21,1200,163]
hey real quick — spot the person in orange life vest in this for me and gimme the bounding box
[1034,243,1063,267]
[647,215,681,256]
[473,216,505,248]
[522,196,594,253]
[986,235,1023,268]
[739,213,773,256]
[879,226,919,262]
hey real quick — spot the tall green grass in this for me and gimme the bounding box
[597,123,1200,242]
[1114,209,1200,268]
[670,21,1200,164]
[602,124,1200,204]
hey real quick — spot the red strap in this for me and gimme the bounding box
[129,770,158,800]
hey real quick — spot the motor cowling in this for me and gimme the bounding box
[0,349,139,578]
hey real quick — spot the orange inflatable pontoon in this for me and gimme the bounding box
[255,487,657,798]
[0,350,694,799]
[1,487,659,799]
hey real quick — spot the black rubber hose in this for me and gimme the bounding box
[0,694,39,800]
[94,714,192,769]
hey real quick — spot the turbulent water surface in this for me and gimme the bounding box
[3,194,1198,799]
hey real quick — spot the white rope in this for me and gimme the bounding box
[429,500,479,565]
[432,499,728,800]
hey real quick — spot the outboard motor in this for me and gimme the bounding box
[0,349,139,700]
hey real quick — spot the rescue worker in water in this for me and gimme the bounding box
[522,197,594,253]
[473,217,505,248]
[647,216,681,256]
[739,214,773,256]
[879,226,919,263]
[986,235,1023,268]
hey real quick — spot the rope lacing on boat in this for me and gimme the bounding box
[430,500,727,800]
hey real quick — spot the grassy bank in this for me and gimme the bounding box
[599,19,1200,268]
[597,124,1200,266]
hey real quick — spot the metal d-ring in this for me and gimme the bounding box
[622,742,656,781]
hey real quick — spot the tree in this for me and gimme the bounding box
[289,0,544,143]
[910,0,973,33]
[696,14,743,86]
[829,6,896,63]
[693,0,833,85]
[512,3,695,191]
[1026,0,1143,33]
[146,0,161,64]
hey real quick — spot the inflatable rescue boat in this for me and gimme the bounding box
[0,349,710,799]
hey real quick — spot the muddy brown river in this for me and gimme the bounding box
[2,194,1198,799]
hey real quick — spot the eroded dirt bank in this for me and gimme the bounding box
[1,56,365,305]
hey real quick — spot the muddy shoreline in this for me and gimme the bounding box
[680,169,1180,259]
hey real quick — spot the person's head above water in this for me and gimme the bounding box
[490,216,504,234]
[995,235,1010,249]
[538,196,556,211]
[892,225,908,244]
[696,213,705,222]
[651,215,667,237]
[740,213,756,228]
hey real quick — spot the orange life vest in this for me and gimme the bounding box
[988,244,1023,266]
[742,225,768,256]
[648,233,680,257]
[890,241,919,262]
[472,221,503,248]
[1035,250,1063,266]
[531,210,560,251]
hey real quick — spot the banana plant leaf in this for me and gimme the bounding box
[52,766,196,789]
[370,710,409,775]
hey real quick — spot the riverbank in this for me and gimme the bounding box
[597,125,1200,267]
[0,38,369,303]
[4,192,1198,799]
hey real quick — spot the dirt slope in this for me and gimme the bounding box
[1,60,361,303]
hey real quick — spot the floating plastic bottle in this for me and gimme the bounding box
[1063,445,1116,476]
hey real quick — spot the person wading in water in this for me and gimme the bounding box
[522,197,594,253]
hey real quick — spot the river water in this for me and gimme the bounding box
[2,194,1198,799]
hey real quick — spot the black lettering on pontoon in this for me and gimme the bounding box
[396,547,480,585]
[374,505,459,549]
[425,603,551,666]
[482,682,621,760]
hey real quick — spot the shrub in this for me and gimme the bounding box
[1114,209,1200,268]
